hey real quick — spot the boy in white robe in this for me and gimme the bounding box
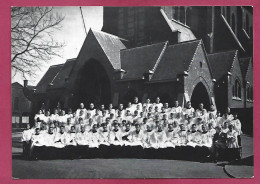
[107,103,116,115]
[200,124,212,147]
[187,124,202,147]
[165,123,179,148]
[195,103,207,117]
[50,109,59,122]
[130,123,144,146]
[153,97,163,111]
[65,126,77,146]
[183,101,195,117]
[53,125,67,148]
[98,123,110,146]
[142,124,156,148]
[109,121,123,146]
[153,123,167,148]
[230,113,242,146]
[172,101,182,117]
[87,103,96,118]
[226,125,239,148]
[75,125,90,146]
[121,123,132,145]
[177,124,188,146]
[131,97,142,111]
[88,124,100,148]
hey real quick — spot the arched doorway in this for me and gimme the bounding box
[74,59,111,108]
[190,82,211,110]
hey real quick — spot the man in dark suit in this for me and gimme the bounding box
[210,126,227,162]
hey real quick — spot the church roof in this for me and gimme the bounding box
[207,50,237,81]
[49,58,76,89]
[239,57,252,79]
[151,40,201,82]
[12,82,23,88]
[121,42,167,80]
[91,29,127,69]
[35,64,64,93]
[160,9,196,42]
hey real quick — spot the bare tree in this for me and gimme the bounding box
[11,7,65,78]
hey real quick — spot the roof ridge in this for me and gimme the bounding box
[187,40,202,72]
[50,63,65,68]
[207,50,237,56]
[151,41,169,72]
[121,41,166,52]
[230,50,238,72]
[169,39,201,47]
[91,28,128,41]
[49,65,64,85]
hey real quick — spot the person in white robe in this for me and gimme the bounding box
[165,123,179,148]
[121,123,132,145]
[53,125,68,148]
[195,103,207,117]
[177,124,188,146]
[50,109,59,122]
[182,101,195,117]
[126,102,134,115]
[208,113,217,128]
[153,97,163,111]
[87,103,96,118]
[98,123,110,146]
[42,111,51,124]
[208,104,217,118]
[226,125,239,148]
[222,122,230,133]
[131,97,143,111]
[129,123,144,146]
[143,98,153,111]
[75,125,90,146]
[171,101,182,117]
[187,124,202,147]
[142,124,156,148]
[34,110,45,121]
[31,128,45,147]
[58,110,68,124]
[230,113,242,146]
[153,123,167,148]
[200,124,212,147]
[88,124,100,148]
[109,121,123,146]
[65,126,77,146]
[42,126,56,147]
[107,103,116,115]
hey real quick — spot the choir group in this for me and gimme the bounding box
[21,97,242,160]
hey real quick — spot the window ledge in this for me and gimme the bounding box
[232,97,242,101]
[247,100,254,103]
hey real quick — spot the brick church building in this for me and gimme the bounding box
[24,6,253,115]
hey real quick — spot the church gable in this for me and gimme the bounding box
[150,40,200,82]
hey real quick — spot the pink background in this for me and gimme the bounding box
[0,0,258,183]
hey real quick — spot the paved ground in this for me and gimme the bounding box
[12,132,254,179]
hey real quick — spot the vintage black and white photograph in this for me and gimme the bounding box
[11,6,253,179]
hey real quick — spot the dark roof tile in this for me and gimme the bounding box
[35,64,64,93]
[121,42,167,80]
[151,40,201,82]
[239,57,252,79]
[207,50,237,81]
[50,58,76,89]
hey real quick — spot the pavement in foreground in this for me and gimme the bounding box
[12,132,253,179]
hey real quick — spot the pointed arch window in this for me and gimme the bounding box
[233,79,241,99]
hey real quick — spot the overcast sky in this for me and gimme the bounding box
[12,6,103,86]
